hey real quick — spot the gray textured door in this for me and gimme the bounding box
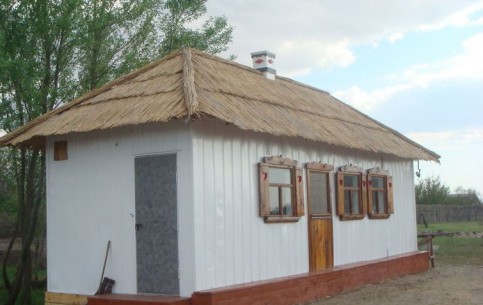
[135,154,178,295]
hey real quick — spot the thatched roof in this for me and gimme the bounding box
[0,49,439,161]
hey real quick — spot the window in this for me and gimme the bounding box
[367,168,394,219]
[306,163,333,216]
[259,156,304,223]
[54,141,68,161]
[336,165,366,220]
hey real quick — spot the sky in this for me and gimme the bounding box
[1,1,482,195]
[204,0,483,195]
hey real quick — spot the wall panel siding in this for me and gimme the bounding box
[46,122,194,297]
[191,120,418,292]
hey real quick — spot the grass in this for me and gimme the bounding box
[417,221,483,233]
[0,266,46,305]
[417,221,483,266]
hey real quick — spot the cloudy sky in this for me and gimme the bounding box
[206,0,483,195]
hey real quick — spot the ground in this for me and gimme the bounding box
[310,265,483,305]
[311,221,483,305]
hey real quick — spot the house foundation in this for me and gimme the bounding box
[191,251,429,305]
[44,251,428,305]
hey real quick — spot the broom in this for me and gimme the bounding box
[95,240,115,295]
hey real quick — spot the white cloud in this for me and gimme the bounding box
[418,2,483,31]
[408,129,483,146]
[207,0,483,75]
[333,84,411,111]
[0,129,6,137]
[387,32,405,43]
[408,129,483,194]
[334,33,483,110]
[278,39,355,77]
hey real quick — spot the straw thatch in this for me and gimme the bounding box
[0,49,439,161]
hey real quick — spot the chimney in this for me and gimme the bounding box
[251,50,276,80]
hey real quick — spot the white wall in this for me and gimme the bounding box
[191,120,418,292]
[46,118,418,297]
[46,121,195,297]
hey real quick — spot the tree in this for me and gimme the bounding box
[0,1,232,304]
[415,176,450,205]
[450,187,482,205]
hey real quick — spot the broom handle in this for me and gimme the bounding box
[99,240,111,287]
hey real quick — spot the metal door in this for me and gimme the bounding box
[135,154,178,295]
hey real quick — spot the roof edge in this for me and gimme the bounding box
[0,50,184,148]
[328,94,441,162]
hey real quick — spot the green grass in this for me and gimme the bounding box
[418,221,483,233]
[417,221,483,266]
[0,266,45,305]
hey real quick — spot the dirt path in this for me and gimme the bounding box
[310,265,483,305]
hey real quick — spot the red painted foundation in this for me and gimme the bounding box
[87,251,429,305]
[192,251,429,305]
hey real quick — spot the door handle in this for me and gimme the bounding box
[135,223,143,231]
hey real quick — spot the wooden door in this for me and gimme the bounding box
[306,165,334,271]
[135,154,179,295]
[308,217,333,271]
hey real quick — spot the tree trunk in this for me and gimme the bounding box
[4,150,43,305]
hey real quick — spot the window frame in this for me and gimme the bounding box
[336,165,366,220]
[306,163,333,218]
[259,156,304,223]
[367,168,394,219]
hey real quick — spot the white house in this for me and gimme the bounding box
[0,49,439,305]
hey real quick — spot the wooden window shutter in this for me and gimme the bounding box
[361,174,368,215]
[295,168,305,217]
[336,171,345,216]
[366,174,373,215]
[259,163,270,217]
[387,176,394,214]
[54,141,68,161]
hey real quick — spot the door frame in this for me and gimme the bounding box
[306,163,334,271]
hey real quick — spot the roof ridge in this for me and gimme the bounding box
[181,48,199,118]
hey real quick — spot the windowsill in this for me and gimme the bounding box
[339,214,365,221]
[264,216,301,223]
[368,214,390,219]
[310,214,332,219]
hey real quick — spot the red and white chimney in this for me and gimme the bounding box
[251,50,276,80]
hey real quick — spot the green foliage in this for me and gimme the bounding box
[0,266,45,305]
[159,0,233,56]
[450,187,482,205]
[0,149,17,214]
[415,176,450,205]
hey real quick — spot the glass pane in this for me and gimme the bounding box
[269,187,280,215]
[372,191,378,212]
[372,176,385,189]
[344,175,359,187]
[281,187,293,216]
[269,167,291,184]
[377,192,386,213]
[344,190,351,213]
[352,191,360,214]
[309,172,329,214]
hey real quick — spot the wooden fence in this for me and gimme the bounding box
[416,204,483,224]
